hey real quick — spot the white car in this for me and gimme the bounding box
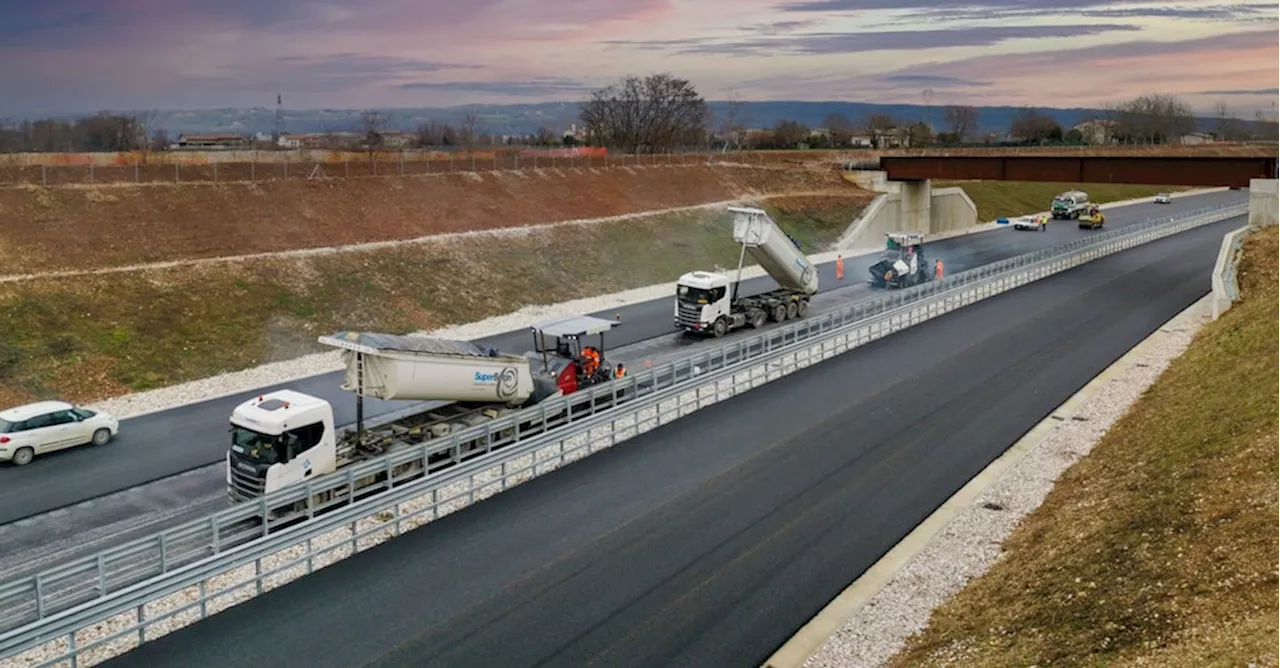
[1154,193,1172,204]
[0,401,119,466]
[1014,214,1049,231]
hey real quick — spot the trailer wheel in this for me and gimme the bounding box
[712,318,728,338]
[796,300,809,318]
[749,310,767,329]
[785,301,798,320]
[771,304,787,322]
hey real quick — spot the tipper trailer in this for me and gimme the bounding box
[674,206,819,337]
[226,314,624,514]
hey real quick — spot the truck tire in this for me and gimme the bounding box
[771,304,787,323]
[796,300,809,318]
[749,310,767,329]
[712,318,727,338]
[785,301,798,320]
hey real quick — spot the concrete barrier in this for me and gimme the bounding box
[1211,226,1252,320]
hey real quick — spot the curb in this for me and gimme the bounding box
[761,293,1213,668]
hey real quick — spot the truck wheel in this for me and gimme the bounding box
[796,300,809,318]
[785,301,798,320]
[712,318,727,338]
[771,305,787,322]
[749,310,767,329]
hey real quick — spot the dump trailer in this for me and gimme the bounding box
[674,206,819,337]
[226,315,623,509]
[869,232,930,288]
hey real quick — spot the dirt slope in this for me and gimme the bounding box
[0,164,852,274]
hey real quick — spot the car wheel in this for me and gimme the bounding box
[12,447,34,466]
[92,428,112,446]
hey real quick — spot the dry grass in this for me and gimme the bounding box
[935,180,1193,222]
[0,164,853,274]
[886,225,1279,668]
[0,195,868,405]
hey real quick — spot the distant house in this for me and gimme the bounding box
[847,135,874,148]
[379,130,411,148]
[173,133,248,150]
[277,133,324,149]
[1072,119,1117,145]
[1179,132,1216,145]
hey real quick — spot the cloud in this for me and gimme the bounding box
[398,77,597,97]
[1197,87,1280,95]
[606,24,1141,56]
[878,74,992,88]
[270,54,483,82]
[776,0,1277,22]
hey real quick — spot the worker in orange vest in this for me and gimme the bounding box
[836,255,845,280]
[935,259,945,279]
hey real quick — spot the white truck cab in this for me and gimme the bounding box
[227,390,337,500]
[674,271,733,334]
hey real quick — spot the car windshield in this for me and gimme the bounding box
[677,285,715,304]
[230,426,285,465]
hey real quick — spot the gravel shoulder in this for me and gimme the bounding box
[806,225,1278,667]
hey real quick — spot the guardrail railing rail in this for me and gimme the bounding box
[0,202,1248,667]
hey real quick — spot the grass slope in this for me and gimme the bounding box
[938,181,1191,222]
[887,225,1279,667]
[0,196,865,405]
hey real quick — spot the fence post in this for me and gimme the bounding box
[89,163,94,183]
[174,163,179,182]
[251,159,255,182]
[284,159,289,180]
[214,162,218,182]
[135,163,139,182]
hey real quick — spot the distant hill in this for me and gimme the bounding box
[31,100,1227,138]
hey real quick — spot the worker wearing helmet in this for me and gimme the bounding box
[615,363,626,378]
[581,346,601,377]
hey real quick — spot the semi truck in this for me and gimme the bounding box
[674,206,819,337]
[225,314,624,513]
[1051,190,1090,219]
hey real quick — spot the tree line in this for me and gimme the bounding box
[2,78,1276,154]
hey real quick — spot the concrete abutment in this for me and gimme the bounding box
[836,171,978,250]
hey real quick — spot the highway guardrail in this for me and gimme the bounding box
[0,202,1249,666]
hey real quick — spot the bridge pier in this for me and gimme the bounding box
[1249,179,1278,228]
[836,172,977,250]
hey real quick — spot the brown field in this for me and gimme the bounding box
[0,164,853,275]
[0,190,873,404]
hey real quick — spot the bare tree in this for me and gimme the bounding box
[822,113,853,147]
[1255,101,1279,140]
[533,126,559,146]
[1213,102,1248,141]
[459,112,482,152]
[1009,107,1063,143]
[715,95,750,151]
[1111,93,1195,144]
[361,110,387,154]
[579,73,708,153]
[772,120,810,148]
[942,105,979,143]
[907,121,935,147]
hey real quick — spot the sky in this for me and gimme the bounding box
[1,0,1277,117]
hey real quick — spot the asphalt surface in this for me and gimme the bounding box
[101,213,1245,668]
[0,189,1245,525]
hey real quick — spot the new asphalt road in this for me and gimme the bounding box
[102,213,1245,668]
[0,189,1245,525]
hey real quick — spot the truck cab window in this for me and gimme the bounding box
[283,422,325,460]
